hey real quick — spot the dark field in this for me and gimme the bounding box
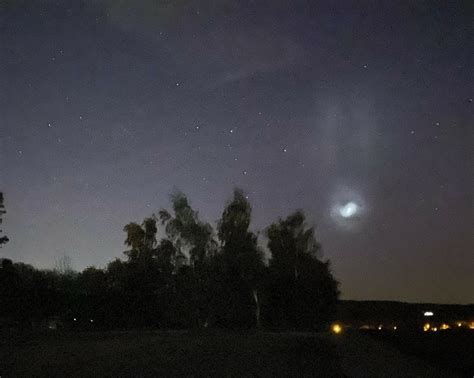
[2,329,472,377]
[366,329,474,376]
[0,330,343,377]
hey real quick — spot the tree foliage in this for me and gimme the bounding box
[213,189,265,327]
[265,211,339,329]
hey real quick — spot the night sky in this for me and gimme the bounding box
[1,0,472,304]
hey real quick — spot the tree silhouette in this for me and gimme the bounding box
[158,191,217,327]
[214,188,265,327]
[121,216,171,327]
[0,192,9,246]
[74,266,108,326]
[123,221,147,261]
[266,211,321,283]
[265,211,339,330]
[0,189,340,331]
[159,191,216,269]
[54,255,75,275]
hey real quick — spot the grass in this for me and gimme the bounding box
[0,329,343,377]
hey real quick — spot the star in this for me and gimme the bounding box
[242,170,247,175]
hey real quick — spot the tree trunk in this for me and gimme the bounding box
[253,289,261,328]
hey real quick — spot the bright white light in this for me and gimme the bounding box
[330,185,367,231]
[424,311,434,317]
[339,202,358,218]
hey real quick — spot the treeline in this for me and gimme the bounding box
[0,189,339,330]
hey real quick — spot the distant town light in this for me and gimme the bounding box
[90,319,94,323]
[378,325,382,330]
[469,322,474,330]
[423,311,434,317]
[331,324,342,334]
[457,322,462,327]
[423,323,430,332]
[440,323,450,330]
[432,327,438,332]
[73,318,77,321]
[393,326,397,330]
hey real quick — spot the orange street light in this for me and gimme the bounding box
[331,324,342,334]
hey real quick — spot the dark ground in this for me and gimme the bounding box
[0,330,343,377]
[333,330,466,378]
[1,329,472,377]
[365,329,474,377]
